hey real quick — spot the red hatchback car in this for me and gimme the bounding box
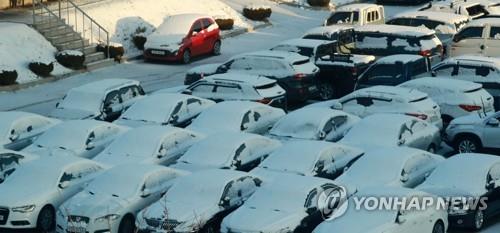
[144,14,221,63]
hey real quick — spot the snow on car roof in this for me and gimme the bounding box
[303,25,353,37]
[276,38,332,48]
[374,54,425,64]
[71,79,139,94]
[156,13,210,35]
[204,73,276,87]
[120,93,193,123]
[390,10,470,24]
[337,3,380,11]
[400,77,483,93]
[173,169,252,189]
[354,85,428,102]
[444,55,500,67]
[238,50,310,63]
[355,24,436,37]
[466,17,500,26]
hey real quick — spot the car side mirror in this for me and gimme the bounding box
[58,181,70,189]
[157,148,167,159]
[192,31,198,37]
[141,188,152,198]
[220,196,231,208]
[487,118,500,127]
[398,138,406,146]
[330,101,343,110]
[401,173,409,183]
[396,211,407,224]
[86,142,95,151]
[56,102,60,108]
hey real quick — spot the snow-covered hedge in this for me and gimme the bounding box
[132,33,147,50]
[243,5,272,21]
[307,0,330,6]
[0,67,17,86]
[56,50,85,69]
[97,43,124,61]
[215,17,234,30]
[28,62,53,77]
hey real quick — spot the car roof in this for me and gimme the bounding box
[119,125,193,142]
[177,169,253,186]
[391,10,470,23]
[48,119,112,132]
[237,50,310,63]
[355,24,435,37]
[167,13,212,22]
[276,38,333,48]
[101,163,174,178]
[337,3,380,11]
[71,79,139,94]
[401,77,483,93]
[375,54,425,64]
[442,55,500,67]
[275,107,349,127]
[125,93,191,115]
[349,146,429,173]
[304,25,353,37]
[0,111,44,123]
[466,17,500,26]
[203,73,276,87]
[353,85,428,102]
[260,172,336,194]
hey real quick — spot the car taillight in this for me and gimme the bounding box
[459,104,482,112]
[406,113,428,120]
[419,50,432,57]
[294,73,306,81]
[257,98,272,104]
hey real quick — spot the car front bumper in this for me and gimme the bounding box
[0,206,39,229]
[448,212,477,228]
[144,49,183,62]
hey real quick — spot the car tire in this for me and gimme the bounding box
[318,82,334,100]
[118,215,135,233]
[212,40,222,56]
[454,135,482,153]
[36,205,55,232]
[473,209,485,230]
[182,49,191,64]
[432,221,445,233]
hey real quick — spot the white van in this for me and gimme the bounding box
[450,18,500,57]
[324,4,384,26]
[421,0,489,19]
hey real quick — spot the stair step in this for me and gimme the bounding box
[85,58,116,71]
[39,25,74,37]
[84,52,106,65]
[83,45,98,55]
[47,32,82,44]
[34,20,66,30]
[55,39,89,51]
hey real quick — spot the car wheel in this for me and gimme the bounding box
[212,40,221,55]
[455,136,481,153]
[182,49,191,64]
[318,82,334,100]
[432,221,445,233]
[427,144,436,154]
[118,215,135,233]
[473,209,485,230]
[37,206,55,232]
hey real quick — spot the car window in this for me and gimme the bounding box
[202,18,214,29]
[411,19,444,30]
[490,27,500,39]
[171,101,184,118]
[103,90,121,108]
[398,121,415,141]
[228,58,250,70]
[387,18,412,26]
[192,20,204,33]
[364,64,404,80]
[433,64,456,76]
[191,84,215,94]
[356,97,374,107]
[119,86,138,103]
[215,85,242,95]
[241,111,252,131]
[455,27,484,41]
[332,115,348,128]
[403,154,432,174]
[410,58,429,76]
[247,58,286,70]
[304,188,319,209]
[327,12,354,25]
[59,163,102,188]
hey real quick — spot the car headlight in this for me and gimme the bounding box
[12,205,36,213]
[95,214,120,223]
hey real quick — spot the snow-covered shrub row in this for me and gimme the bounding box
[28,62,53,78]
[243,5,272,21]
[215,17,234,30]
[0,67,17,86]
[307,0,330,7]
[97,43,124,61]
[56,50,85,69]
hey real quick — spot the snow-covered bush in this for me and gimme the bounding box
[215,17,234,30]
[28,61,53,77]
[243,5,272,21]
[132,27,148,50]
[56,50,85,69]
[0,67,17,86]
[97,43,124,62]
[307,0,330,7]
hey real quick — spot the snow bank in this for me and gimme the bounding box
[277,0,360,7]
[0,23,70,84]
[67,0,253,56]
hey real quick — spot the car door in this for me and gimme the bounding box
[169,100,189,126]
[485,25,500,57]
[189,20,206,56]
[451,26,486,56]
[102,90,123,122]
[481,114,500,148]
[213,84,244,102]
[405,120,431,151]
[485,163,500,217]
[189,83,217,100]
[202,18,217,53]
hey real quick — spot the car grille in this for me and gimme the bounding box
[0,207,9,225]
[68,215,90,224]
[146,49,174,57]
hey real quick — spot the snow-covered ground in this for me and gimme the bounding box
[276,0,360,7]
[0,23,70,84]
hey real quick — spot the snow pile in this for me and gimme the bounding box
[67,0,253,56]
[0,23,70,84]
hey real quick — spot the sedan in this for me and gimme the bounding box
[0,149,38,183]
[252,140,364,180]
[171,132,281,172]
[56,164,184,233]
[0,111,59,151]
[93,126,203,166]
[0,155,104,231]
[417,153,500,230]
[114,93,215,128]
[23,120,126,159]
[136,170,261,233]
[269,107,360,142]
[340,114,441,152]
[187,101,285,135]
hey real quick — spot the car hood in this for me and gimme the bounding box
[144,200,221,229]
[113,119,154,128]
[145,34,184,51]
[417,184,478,198]
[62,191,128,218]
[23,146,79,158]
[222,206,305,233]
[170,162,219,173]
[186,63,221,76]
[93,153,151,167]
[0,183,52,207]
[49,108,98,120]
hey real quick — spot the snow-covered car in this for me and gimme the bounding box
[431,55,500,110]
[335,147,445,192]
[400,77,495,125]
[312,187,448,233]
[0,111,59,151]
[416,153,500,230]
[387,11,470,48]
[355,55,431,89]
[0,149,38,183]
[302,25,355,46]
[310,85,443,129]
[171,132,281,172]
[270,38,336,61]
[187,101,285,135]
[93,126,203,166]
[268,107,360,142]
[113,93,215,128]
[56,164,184,233]
[184,50,320,102]
[50,79,145,122]
[252,140,364,180]
[144,14,221,63]
[450,18,500,57]
[23,120,126,159]
[445,111,500,153]
[421,0,488,19]
[341,114,441,152]
[221,173,342,233]
[324,4,385,26]
[178,73,287,110]
[136,170,261,233]
[0,155,104,231]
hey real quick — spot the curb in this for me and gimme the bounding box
[0,69,87,92]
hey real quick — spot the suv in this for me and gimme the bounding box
[450,18,500,57]
[324,4,385,26]
[50,79,145,121]
[445,111,500,153]
[270,38,335,61]
[431,55,500,110]
[420,1,489,19]
[356,55,430,89]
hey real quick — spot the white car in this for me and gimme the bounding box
[23,120,127,159]
[0,111,59,151]
[0,149,38,183]
[50,79,145,122]
[0,155,104,231]
[310,85,443,129]
[252,140,364,180]
[313,187,448,233]
[93,126,203,166]
[113,93,215,128]
[221,173,342,233]
[136,170,261,233]
[341,114,441,152]
[451,18,500,57]
[270,38,336,60]
[324,3,385,26]
[400,77,495,125]
[335,147,444,193]
[445,111,500,153]
[421,0,488,19]
[56,164,184,233]
[187,101,285,135]
[269,107,360,142]
[171,132,281,172]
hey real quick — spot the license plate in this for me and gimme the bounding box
[151,50,166,55]
[67,226,86,233]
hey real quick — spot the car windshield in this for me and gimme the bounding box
[156,16,194,35]
[58,90,102,113]
[244,186,306,212]
[105,133,160,158]
[327,11,358,25]
[271,118,320,139]
[34,126,87,151]
[272,45,314,58]
[86,172,141,198]
[167,177,225,205]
